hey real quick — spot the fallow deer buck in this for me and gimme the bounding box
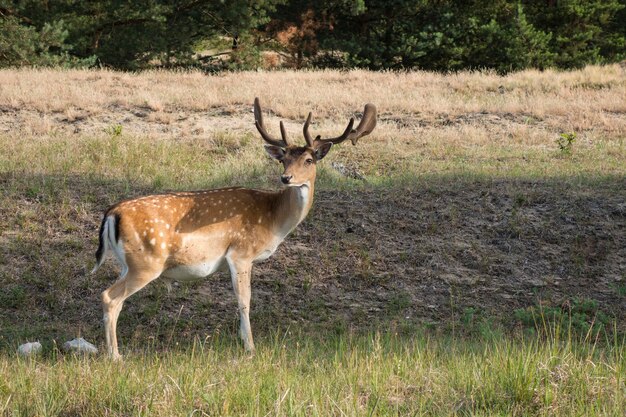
[92,98,377,358]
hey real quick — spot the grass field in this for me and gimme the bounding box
[2,329,625,416]
[0,65,625,415]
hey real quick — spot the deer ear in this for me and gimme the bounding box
[315,142,333,160]
[265,145,285,160]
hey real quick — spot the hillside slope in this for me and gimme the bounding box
[0,65,624,348]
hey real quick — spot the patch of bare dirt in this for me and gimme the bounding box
[2,105,621,140]
[0,105,255,138]
[382,111,546,130]
[1,174,624,345]
[249,181,626,329]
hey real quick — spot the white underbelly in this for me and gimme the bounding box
[254,249,275,262]
[254,239,283,262]
[162,258,225,280]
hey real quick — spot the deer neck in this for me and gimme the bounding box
[271,180,315,238]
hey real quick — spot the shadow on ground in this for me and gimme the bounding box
[1,172,625,351]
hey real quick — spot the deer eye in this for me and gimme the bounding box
[305,158,314,165]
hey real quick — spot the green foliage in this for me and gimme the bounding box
[1,0,625,71]
[523,0,626,68]
[514,298,611,336]
[0,15,94,68]
[269,0,625,72]
[556,132,577,155]
[502,3,556,71]
[458,307,503,339]
[0,285,26,309]
[385,291,412,316]
[1,0,283,70]
[104,124,123,137]
[611,282,626,298]
[222,32,265,70]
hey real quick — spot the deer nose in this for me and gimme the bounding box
[281,175,292,184]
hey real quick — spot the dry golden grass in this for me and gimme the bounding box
[1,65,624,186]
[1,65,624,141]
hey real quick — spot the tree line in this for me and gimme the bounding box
[1,0,624,73]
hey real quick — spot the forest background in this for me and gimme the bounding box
[1,0,625,73]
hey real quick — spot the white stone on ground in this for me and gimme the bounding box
[17,342,42,356]
[62,338,98,354]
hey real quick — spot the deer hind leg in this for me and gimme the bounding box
[226,256,255,352]
[101,267,161,359]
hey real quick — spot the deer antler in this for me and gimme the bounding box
[303,112,314,147]
[254,97,290,147]
[303,103,377,148]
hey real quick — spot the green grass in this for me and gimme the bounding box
[1,130,624,193]
[1,328,624,416]
[1,67,625,416]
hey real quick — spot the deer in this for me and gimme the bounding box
[91,98,377,359]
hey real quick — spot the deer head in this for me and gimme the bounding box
[254,97,377,186]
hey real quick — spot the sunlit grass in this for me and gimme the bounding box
[1,328,624,416]
[1,130,623,195]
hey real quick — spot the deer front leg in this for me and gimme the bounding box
[226,256,255,352]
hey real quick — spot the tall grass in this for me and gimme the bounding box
[1,130,624,195]
[1,326,624,416]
